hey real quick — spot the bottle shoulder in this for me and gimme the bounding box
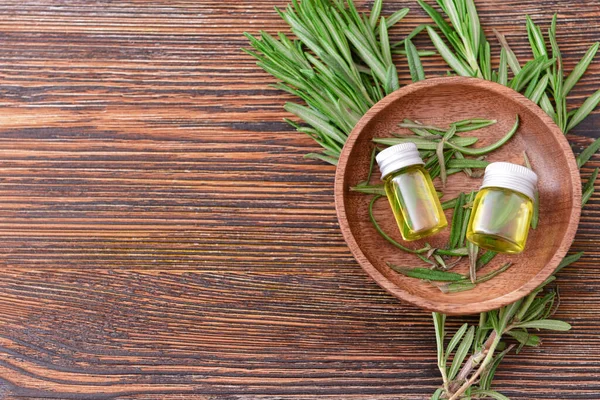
[383,164,428,181]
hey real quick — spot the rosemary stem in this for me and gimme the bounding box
[448,331,502,400]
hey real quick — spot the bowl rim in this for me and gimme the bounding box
[334,76,582,315]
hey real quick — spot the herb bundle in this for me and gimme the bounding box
[244,0,600,398]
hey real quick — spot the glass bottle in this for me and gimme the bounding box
[376,143,448,241]
[466,162,538,254]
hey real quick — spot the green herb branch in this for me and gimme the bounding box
[244,1,600,398]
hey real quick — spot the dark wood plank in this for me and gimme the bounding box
[0,0,598,398]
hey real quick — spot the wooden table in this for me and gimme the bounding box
[0,1,598,398]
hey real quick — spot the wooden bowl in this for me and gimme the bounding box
[335,76,581,315]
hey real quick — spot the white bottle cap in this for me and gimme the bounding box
[480,162,538,201]
[376,142,424,179]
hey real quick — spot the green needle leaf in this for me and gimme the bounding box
[498,48,508,85]
[562,42,600,97]
[582,168,599,206]
[380,17,393,66]
[515,319,572,331]
[528,74,550,104]
[576,136,600,168]
[471,390,511,400]
[476,250,497,270]
[430,388,444,400]
[406,39,426,82]
[446,115,519,155]
[389,265,466,281]
[447,159,489,169]
[449,192,466,249]
[369,0,383,29]
[446,323,469,359]
[426,26,473,77]
[392,24,427,48]
[385,8,410,28]
[466,0,481,51]
[567,90,600,133]
[373,136,478,150]
[508,330,541,347]
[350,184,386,195]
[555,251,584,273]
[448,326,475,380]
[494,29,521,74]
[526,15,548,58]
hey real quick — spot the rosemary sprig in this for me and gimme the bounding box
[419,2,599,397]
[246,1,600,398]
[244,0,413,163]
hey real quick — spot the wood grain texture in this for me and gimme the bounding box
[0,0,598,398]
[336,77,581,315]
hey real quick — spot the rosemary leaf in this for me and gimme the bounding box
[373,136,478,150]
[471,390,511,400]
[304,153,339,165]
[434,247,469,256]
[380,18,393,67]
[465,0,481,53]
[406,39,426,82]
[442,196,458,210]
[523,151,539,229]
[369,0,383,29]
[426,26,473,77]
[576,136,600,168]
[508,330,541,347]
[432,312,446,381]
[566,90,600,133]
[418,0,464,56]
[582,168,599,206]
[515,319,572,331]
[555,251,584,274]
[476,250,497,270]
[446,115,519,155]
[494,29,521,74]
[391,49,437,56]
[350,184,386,195]
[461,191,476,247]
[476,262,512,284]
[369,196,427,254]
[430,388,443,400]
[366,146,378,183]
[390,265,466,281]
[448,326,475,380]
[447,159,489,169]
[528,73,549,104]
[449,193,466,249]
[392,24,427,48]
[562,42,600,97]
[385,8,410,28]
[454,119,497,132]
[526,15,548,59]
[445,323,469,360]
[438,281,476,294]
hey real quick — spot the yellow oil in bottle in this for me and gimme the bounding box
[466,187,533,253]
[383,165,448,241]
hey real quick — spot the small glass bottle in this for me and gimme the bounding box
[467,162,538,254]
[376,143,447,241]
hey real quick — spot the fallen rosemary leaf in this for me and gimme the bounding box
[373,136,478,150]
[388,264,466,281]
[446,115,519,155]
